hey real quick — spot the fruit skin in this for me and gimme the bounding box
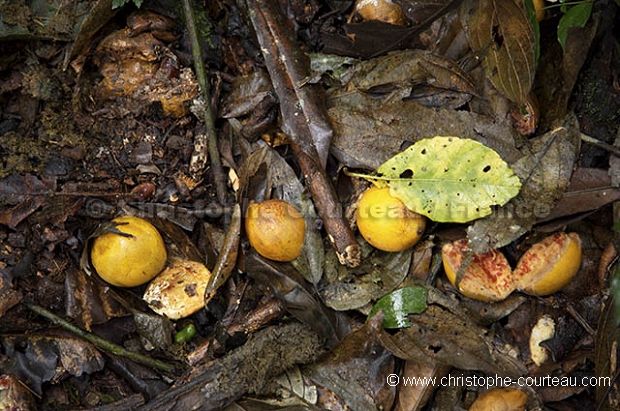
[91,216,167,287]
[245,199,305,262]
[442,239,514,302]
[513,232,581,296]
[356,186,426,252]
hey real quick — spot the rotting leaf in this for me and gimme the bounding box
[349,136,521,223]
[377,304,527,377]
[368,286,428,328]
[322,245,412,311]
[347,49,475,108]
[0,334,105,394]
[461,0,536,103]
[467,114,580,253]
[245,250,347,349]
[328,92,521,170]
[305,314,395,411]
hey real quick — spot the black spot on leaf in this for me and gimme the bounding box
[483,165,491,172]
[399,169,413,179]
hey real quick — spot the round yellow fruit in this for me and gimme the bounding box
[513,232,581,296]
[91,216,167,287]
[245,199,305,262]
[355,186,426,252]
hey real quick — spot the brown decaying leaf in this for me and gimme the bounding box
[537,168,620,223]
[377,305,527,377]
[321,245,412,311]
[394,361,451,411]
[595,292,620,410]
[461,0,535,103]
[245,250,347,349]
[347,49,475,108]
[467,114,580,253]
[0,334,105,394]
[65,267,126,331]
[328,91,521,170]
[305,314,395,411]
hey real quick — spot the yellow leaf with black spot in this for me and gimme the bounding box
[354,136,521,223]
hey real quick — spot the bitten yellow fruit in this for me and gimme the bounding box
[356,186,426,252]
[245,199,305,262]
[442,239,515,302]
[91,216,167,287]
[513,232,582,296]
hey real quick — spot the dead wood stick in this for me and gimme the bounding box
[182,0,227,205]
[245,0,361,267]
[135,322,323,411]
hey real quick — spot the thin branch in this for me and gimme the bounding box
[182,0,228,205]
[24,302,176,374]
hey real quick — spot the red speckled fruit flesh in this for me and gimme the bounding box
[442,239,515,302]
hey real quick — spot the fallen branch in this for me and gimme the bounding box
[244,0,361,267]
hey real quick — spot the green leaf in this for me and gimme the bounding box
[368,287,427,329]
[557,3,593,50]
[355,136,521,223]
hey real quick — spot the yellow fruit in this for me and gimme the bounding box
[245,199,305,262]
[356,186,426,252]
[513,232,581,296]
[353,0,407,26]
[143,260,213,319]
[533,0,545,22]
[442,239,515,302]
[469,388,527,411]
[91,216,167,287]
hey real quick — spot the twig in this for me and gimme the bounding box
[182,0,227,205]
[24,302,176,374]
[581,133,620,157]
